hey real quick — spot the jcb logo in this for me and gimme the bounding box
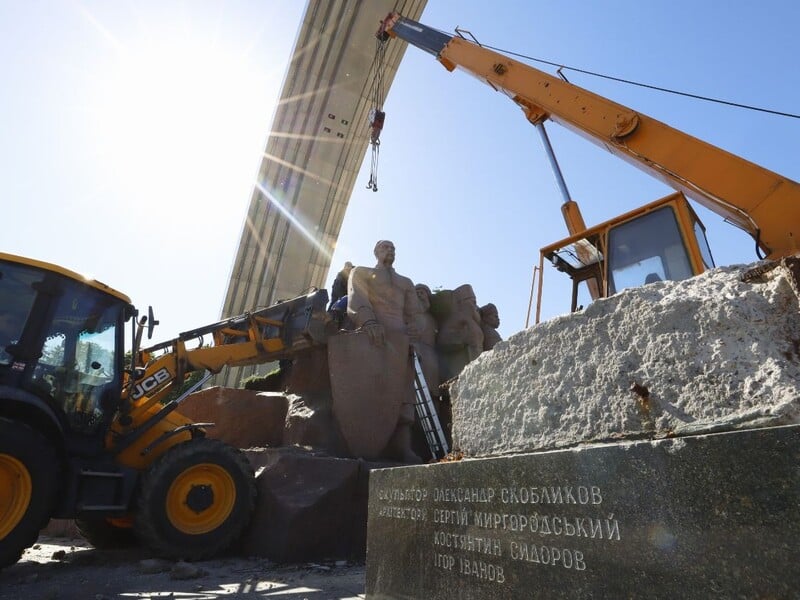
[131,368,171,400]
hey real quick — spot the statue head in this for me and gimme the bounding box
[342,261,354,275]
[453,284,477,308]
[415,284,432,311]
[453,284,480,321]
[479,303,500,328]
[374,240,396,267]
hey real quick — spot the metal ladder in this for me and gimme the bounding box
[411,347,450,460]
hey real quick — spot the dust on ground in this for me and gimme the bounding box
[0,537,365,600]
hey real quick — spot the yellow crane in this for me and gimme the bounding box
[376,13,799,318]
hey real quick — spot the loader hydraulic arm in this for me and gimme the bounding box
[120,289,329,425]
[378,13,800,259]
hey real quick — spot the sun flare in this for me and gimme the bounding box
[86,25,276,217]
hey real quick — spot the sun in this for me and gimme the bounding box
[85,22,276,221]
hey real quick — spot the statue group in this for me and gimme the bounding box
[328,240,501,463]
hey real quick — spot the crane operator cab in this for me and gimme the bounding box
[0,252,133,438]
[535,192,715,321]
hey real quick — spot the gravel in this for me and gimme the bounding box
[0,538,366,600]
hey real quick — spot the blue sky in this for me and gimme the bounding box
[2,1,798,342]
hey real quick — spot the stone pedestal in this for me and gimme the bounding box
[450,265,800,458]
[178,387,288,448]
[243,448,396,562]
[366,425,800,599]
[283,392,348,456]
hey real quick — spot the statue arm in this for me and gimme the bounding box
[403,279,422,341]
[347,267,376,327]
[347,267,384,345]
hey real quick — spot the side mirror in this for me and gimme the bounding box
[147,306,160,340]
[133,366,146,380]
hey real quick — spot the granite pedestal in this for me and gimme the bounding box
[366,425,799,599]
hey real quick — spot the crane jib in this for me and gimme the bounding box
[388,16,451,57]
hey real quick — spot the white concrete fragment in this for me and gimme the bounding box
[451,263,800,457]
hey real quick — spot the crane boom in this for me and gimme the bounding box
[378,13,799,259]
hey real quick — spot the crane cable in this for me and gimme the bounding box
[479,42,800,120]
[364,28,796,194]
[367,36,388,192]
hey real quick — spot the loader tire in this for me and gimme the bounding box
[0,417,60,570]
[134,438,256,560]
[75,518,137,549]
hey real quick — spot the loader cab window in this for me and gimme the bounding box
[694,219,715,270]
[0,259,124,434]
[0,315,23,366]
[0,264,38,366]
[33,285,122,433]
[607,206,693,295]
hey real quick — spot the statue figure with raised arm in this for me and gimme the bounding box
[329,240,422,463]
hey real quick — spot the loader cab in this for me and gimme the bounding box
[534,193,714,322]
[0,253,132,442]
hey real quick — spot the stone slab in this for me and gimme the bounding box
[329,330,411,459]
[242,449,360,562]
[283,391,349,456]
[178,386,287,448]
[242,447,399,562]
[366,425,800,599]
[451,264,800,457]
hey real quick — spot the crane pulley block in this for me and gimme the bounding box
[369,109,386,144]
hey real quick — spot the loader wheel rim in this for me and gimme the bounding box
[166,463,236,535]
[0,454,32,539]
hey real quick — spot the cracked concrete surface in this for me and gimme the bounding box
[451,262,800,457]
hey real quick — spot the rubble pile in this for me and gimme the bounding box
[451,262,800,457]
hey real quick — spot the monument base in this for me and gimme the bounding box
[366,425,800,599]
[242,447,401,562]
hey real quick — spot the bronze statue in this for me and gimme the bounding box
[413,283,440,395]
[436,284,483,358]
[413,284,438,347]
[348,241,419,346]
[333,240,422,463]
[479,302,502,351]
[435,284,484,381]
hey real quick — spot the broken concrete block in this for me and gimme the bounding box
[179,386,288,448]
[451,263,800,457]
